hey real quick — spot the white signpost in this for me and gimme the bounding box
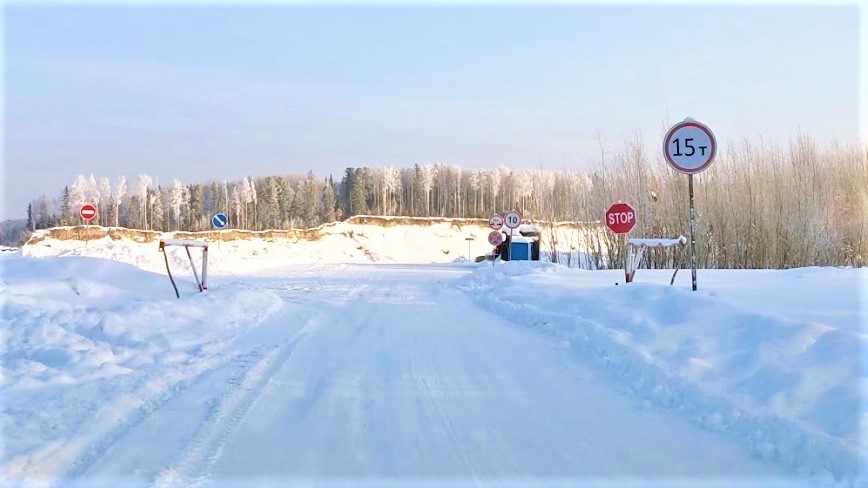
[663,118,717,291]
[465,236,474,260]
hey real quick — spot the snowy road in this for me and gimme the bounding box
[54,265,807,487]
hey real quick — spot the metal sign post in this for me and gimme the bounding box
[663,118,717,291]
[79,204,97,247]
[488,230,504,267]
[688,175,697,291]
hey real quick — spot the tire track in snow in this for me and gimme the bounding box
[151,316,321,488]
[41,302,303,487]
[414,360,481,485]
[42,361,222,488]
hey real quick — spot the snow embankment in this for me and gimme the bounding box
[457,264,867,486]
[0,255,284,486]
[19,219,601,276]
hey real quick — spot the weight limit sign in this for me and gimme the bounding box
[663,119,717,175]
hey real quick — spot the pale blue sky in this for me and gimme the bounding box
[3,2,860,219]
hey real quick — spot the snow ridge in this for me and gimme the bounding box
[456,264,865,487]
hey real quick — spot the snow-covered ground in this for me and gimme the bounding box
[19,220,598,276]
[2,228,865,487]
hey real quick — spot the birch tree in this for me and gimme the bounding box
[136,175,152,230]
[115,176,127,227]
[170,180,184,231]
[99,177,112,226]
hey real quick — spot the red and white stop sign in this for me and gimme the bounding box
[80,204,97,222]
[605,202,636,234]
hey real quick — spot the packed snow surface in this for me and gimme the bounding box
[3,228,866,487]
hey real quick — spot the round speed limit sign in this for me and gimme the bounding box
[663,119,717,174]
[503,210,522,229]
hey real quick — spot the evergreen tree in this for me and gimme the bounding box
[34,196,53,229]
[320,178,337,223]
[60,186,72,225]
[208,181,221,217]
[188,184,205,230]
[300,172,319,226]
[105,197,116,228]
[27,202,34,231]
[351,168,368,216]
[276,177,290,228]
[262,176,280,229]
[128,195,141,229]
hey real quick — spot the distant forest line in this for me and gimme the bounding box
[22,136,867,269]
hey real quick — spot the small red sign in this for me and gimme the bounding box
[488,230,504,246]
[605,202,636,235]
[80,204,97,222]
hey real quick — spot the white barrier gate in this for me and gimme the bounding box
[625,236,687,284]
[158,239,209,298]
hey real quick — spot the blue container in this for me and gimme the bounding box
[509,241,531,261]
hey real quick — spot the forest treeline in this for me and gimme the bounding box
[24,136,867,269]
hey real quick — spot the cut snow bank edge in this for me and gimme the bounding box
[456,263,866,487]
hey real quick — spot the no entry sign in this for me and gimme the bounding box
[80,204,97,222]
[605,202,636,234]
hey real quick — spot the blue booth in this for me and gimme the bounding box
[508,236,533,261]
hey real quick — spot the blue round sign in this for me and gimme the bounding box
[212,212,228,229]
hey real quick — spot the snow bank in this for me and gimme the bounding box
[457,264,867,486]
[1,254,284,485]
[20,220,599,275]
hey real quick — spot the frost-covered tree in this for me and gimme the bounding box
[488,169,502,214]
[69,175,88,213]
[136,174,153,229]
[232,185,242,229]
[382,166,400,215]
[98,177,112,226]
[115,176,127,227]
[420,164,435,216]
[150,189,165,231]
[170,180,185,231]
[247,177,258,230]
